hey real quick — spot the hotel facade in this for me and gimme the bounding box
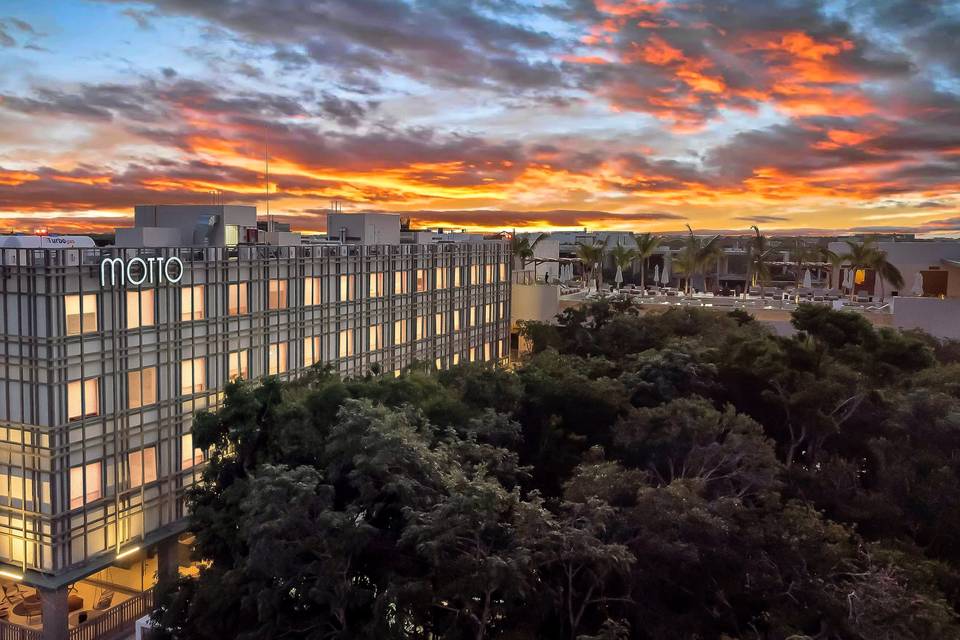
[0,206,511,640]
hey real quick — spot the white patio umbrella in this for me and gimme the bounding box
[842,269,853,291]
[660,259,670,286]
[802,269,812,288]
[614,264,623,288]
[653,264,660,288]
[912,271,924,296]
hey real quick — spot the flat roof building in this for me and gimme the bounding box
[0,206,510,639]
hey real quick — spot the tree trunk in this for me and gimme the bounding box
[641,261,646,292]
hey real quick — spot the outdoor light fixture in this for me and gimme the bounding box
[116,545,141,560]
[0,570,24,581]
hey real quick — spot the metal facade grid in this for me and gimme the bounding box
[0,241,511,580]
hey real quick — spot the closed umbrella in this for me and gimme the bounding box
[660,259,670,286]
[653,264,660,288]
[842,269,853,291]
[614,264,623,288]
[802,269,812,288]
[912,271,924,296]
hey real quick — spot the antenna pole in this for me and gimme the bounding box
[264,129,270,227]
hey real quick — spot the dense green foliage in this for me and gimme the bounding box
[154,302,960,639]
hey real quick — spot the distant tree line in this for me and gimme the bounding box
[153,302,960,639]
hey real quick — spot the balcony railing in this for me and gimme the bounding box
[69,587,155,640]
[0,620,41,640]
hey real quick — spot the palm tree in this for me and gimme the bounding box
[746,225,772,298]
[790,239,818,287]
[510,233,546,271]
[676,225,721,294]
[634,233,661,291]
[575,238,609,290]
[869,248,904,303]
[820,247,843,290]
[609,244,638,290]
[840,239,878,299]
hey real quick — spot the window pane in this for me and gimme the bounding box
[269,279,287,310]
[69,467,83,509]
[181,358,205,395]
[126,290,154,330]
[228,283,248,315]
[85,462,101,503]
[229,349,248,380]
[182,434,203,470]
[181,285,205,321]
[269,343,288,375]
[128,367,157,409]
[65,294,97,336]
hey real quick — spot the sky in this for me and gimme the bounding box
[0,0,958,236]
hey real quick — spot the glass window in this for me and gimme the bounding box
[181,433,204,470]
[470,306,477,327]
[69,461,102,509]
[268,342,288,375]
[394,320,408,344]
[181,357,206,395]
[67,378,99,420]
[268,279,288,310]
[470,347,476,362]
[126,290,154,329]
[435,267,447,289]
[454,267,461,288]
[485,304,493,324]
[484,343,492,361]
[369,324,383,351]
[416,316,427,339]
[338,330,354,357]
[65,294,97,336]
[304,277,322,306]
[304,337,321,366]
[181,285,205,321]
[394,271,408,295]
[485,265,494,283]
[128,447,157,488]
[453,311,461,331]
[369,272,384,298]
[228,349,248,380]
[435,313,445,335]
[228,283,248,315]
[225,224,239,246]
[499,263,507,281]
[471,265,480,284]
[416,269,427,292]
[339,274,355,302]
[128,367,157,409]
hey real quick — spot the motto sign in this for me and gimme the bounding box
[100,257,185,288]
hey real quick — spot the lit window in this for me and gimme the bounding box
[416,316,427,339]
[225,224,239,246]
[127,367,157,409]
[69,461,102,509]
[485,265,493,283]
[484,343,491,361]
[369,324,383,350]
[485,304,493,324]
[65,294,97,336]
[453,353,460,365]
[435,358,442,370]
[67,378,99,420]
[454,268,461,288]
[435,267,447,289]
[499,302,505,319]
[181,433,204,470]
[228,283,248,315]
[499,263,506,281]
[469,347,476,362]
[181,285,205,321]
[128,447,157,488]
[453,311,461,331]
[394,271,408,295]
[269,342,288,375]
[268,279,288,310]
[126,290,154,329]
[304,337,321,366]
[338,330,354,357]
[416,269,427,292]
[228,349,248,380]
[304,277,322,306]
[470,306,477,327]
[435,313,445,335]
[180,357,206,395]
[471,265,480,284]
[394,320,408,344]
[339,274,355,302]
[369,272,384,298]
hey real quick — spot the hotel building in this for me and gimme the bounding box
[0,205,511,640]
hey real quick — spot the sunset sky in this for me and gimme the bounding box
[0,0,958,235]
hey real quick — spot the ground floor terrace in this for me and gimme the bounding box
[0,534,195,640]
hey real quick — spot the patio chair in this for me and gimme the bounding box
[2,584,23,606]
[94,591,115,611]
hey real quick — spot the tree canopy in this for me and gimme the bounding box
[154,303,960,640]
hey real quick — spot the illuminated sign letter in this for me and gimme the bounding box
[100,258,125,287]
[126,257,148,286]
[164,257,184,283]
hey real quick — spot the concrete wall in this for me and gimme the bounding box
[532,238,560,281]
[132,205,257,247]
[327,213,401,245]
[511,283,560,327]
[892,297,960,340]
